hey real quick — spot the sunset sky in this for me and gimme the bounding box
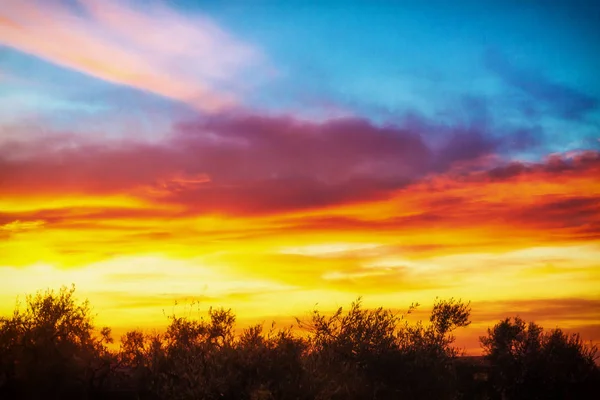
[1,0,599,352]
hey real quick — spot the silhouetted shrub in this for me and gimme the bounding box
[1,286,598,400]
[480,317,600,399]
[0,285,113,399]
[297,297,471,399]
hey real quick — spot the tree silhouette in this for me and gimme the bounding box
[0,285,113,399]
[480,316,600,399]
[1,286,598,400]
[297,297,471,399]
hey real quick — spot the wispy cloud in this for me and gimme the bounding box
[0,0,263,112]
[484,49,598,120]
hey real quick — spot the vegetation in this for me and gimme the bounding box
[480,317,599,399]
[0,286,598,399]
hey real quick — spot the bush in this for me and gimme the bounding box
[480,317,600,399]
[0,285,113,399]
[2,286,598,400]
[298,297,471,399]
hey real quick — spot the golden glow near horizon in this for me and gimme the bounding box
[2,159,599,354]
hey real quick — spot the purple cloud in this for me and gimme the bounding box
[0,114,504,215]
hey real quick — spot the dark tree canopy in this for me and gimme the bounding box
[480,316,599,400]
[0,285,113,399]
[1,286,598,400]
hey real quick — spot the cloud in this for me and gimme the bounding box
[0,114,499,215]
[0,219,45,232]
[2,114,598,278]
[484,49,598,120]
[0,0,262,112]
[472,298,600,327]
[2,116,598,269]
[280,151,600,249]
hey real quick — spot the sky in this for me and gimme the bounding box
[1,0,599,352]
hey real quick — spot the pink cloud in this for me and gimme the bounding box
[0,114,501,214]
[0,0,263,112]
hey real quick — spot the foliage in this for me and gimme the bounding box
[1,286,598,400]
[0,285,113,399]
[292,297,472,399]
[480,316,600,399]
